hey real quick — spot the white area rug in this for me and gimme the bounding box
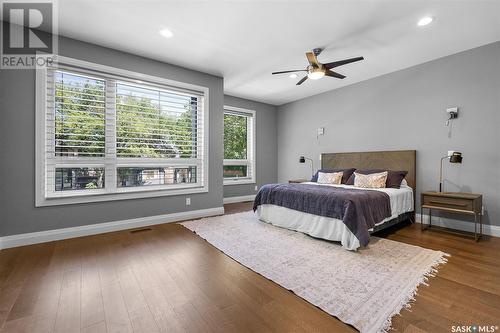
[180,211,449,333]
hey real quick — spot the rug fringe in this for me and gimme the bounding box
[378,252,450,333]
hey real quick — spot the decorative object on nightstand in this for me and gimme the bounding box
[438,151,462,192]
[299,155,314,178]
[289,179,309,184]
[421,191,482,241]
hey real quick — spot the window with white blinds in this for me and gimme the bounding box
[223,106,256,185]
[115,83,200,159]
[36,57,208,206]
[54,71,106,158]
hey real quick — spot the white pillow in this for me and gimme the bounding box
[400,179,408,187]
[353,171,388,188]
[317,171,343,185]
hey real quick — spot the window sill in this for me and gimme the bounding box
[223,179,256,186]
[36,185,208,207]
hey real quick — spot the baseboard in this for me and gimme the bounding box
[0,207,225,250]
[416,213,500,238]
[223,195,256,204]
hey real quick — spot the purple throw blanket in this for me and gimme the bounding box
[253,183,392,247]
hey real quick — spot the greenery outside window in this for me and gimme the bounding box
[223,106,255,185]
[36,56,208,206]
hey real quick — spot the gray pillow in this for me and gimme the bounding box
[311,168,356,184]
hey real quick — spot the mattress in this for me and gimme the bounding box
[256,182,414,250]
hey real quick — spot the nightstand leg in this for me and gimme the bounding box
[421,208,431,231]
[421,207,424,231]
[480,213,483,238]
[420,207,423,230]
[474,213,478,241]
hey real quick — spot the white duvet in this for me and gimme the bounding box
[256,182,414,250]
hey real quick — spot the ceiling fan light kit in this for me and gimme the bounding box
[272,48,364,85]
[307,67,325,80]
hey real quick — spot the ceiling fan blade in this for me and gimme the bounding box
[306,52,320,67]
[324,57,364,69]
[296,76,308,85]
[325,70,346,79]
[272,69,306,75]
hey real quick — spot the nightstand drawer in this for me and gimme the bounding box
[422,195,473,211]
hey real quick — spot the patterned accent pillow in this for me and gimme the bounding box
[317,171,343,185]
[347,169,408,188]
[353,171,388,188]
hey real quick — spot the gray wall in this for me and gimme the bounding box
[223,95,278,198]
[0,36,224,236]
[277,42,500,226]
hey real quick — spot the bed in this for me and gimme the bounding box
[254,150,416,250]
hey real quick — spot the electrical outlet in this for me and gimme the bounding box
[317,127,324,136]
[186,197,191,206]
[254,185,258,191]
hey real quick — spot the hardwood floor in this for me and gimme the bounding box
[1,202,499,333]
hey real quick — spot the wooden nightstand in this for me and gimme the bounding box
[421,191,483,241]
[288,179,309,183]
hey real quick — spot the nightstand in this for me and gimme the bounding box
[421,191,483,241]
[288,179,309,183]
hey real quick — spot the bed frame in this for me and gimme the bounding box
[320,150,417,232]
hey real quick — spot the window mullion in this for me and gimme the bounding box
[197,96,205,186]
[247,116,253,180]
[45,68,56,196]
[105,79,117,192]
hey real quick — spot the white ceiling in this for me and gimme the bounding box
[57,1,500,105]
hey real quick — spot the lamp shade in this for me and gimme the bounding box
[449,152,463,163]
[299,156,305,163]
[439,151,463,192]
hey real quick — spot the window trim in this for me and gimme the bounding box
[35,56,210,206]
[223,105,256,186]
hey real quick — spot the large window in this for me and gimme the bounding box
[223,106,255,185]
[36,57,208,206]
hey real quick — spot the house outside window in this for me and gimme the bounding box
[36,56,209,206]
[223,106,255,185]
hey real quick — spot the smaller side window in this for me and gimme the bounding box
[223,107,255,185]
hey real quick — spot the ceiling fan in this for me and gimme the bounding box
[272,48,364,85]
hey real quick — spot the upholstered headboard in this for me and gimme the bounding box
[320,150,416,193]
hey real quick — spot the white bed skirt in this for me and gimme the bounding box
[257,204,361,250]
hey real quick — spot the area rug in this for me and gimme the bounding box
[180,211,449,333]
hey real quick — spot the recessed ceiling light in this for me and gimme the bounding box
[159,28,174,38]
[289,73,298,79]
[417,16,434,26]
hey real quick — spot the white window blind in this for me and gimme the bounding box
[223,107,255,185]
[115,83,201,159]
[53,71,106,157]
[37,57,208,205]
